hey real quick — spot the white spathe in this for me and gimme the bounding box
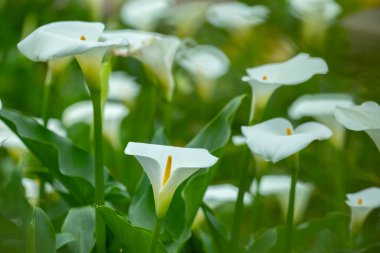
[207,2,269,30]
[62,100,129,146]
[22,178,54,206]
[242,118,332,163]
[17,21,127,90]
[242,53,328,121]
[289,0,341,23]
[103,30,181,101]
[108,71,141,103]
[125,142,218,218]
[204,184,252,209]
[251,175,314,223]
[334,101,380,152]
[178,45,229,98]
[120,0,172,31]
[346,187,380,234]
[289,93,354,148]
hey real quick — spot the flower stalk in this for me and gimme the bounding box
[150,218,162,253]
[284,153,299,253]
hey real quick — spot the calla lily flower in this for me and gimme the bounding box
[242,118,332,163]
[289,93,354,148]
[204,184,252,209]
[289,0,341,45]
[346,187,380,234]
[108,71,141,104]
[334,101,380,152]
[178,45,229,99]
[251,175,314,223]
[120,0,172,31]
[242,53,328,121]
[103,30,181,101]
[206,2,269,30]
[17,21,127,90]
[125,142,218,218]
[62,101,129,147]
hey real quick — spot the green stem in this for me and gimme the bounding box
[150,218,162,253]
[284,153,299,253]
[229,147,254,252]
[42,68,53,128]
[91,89,105,253]
[163,100,171,138]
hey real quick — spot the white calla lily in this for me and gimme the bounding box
[242,118,332,163]
[207,2,269,30]
[17,21,127,90]
[289,0,341,45]
[334,101,380,152]
[62,101,129,146]
[242,53,328,121]
[204,184,252,209]
[103,30,181,101]
[251,175,314,223]
[178,45,229,99]
[125,142,218,218]
[22,178,54,206]
[108,71,141,104]
[289,93,354,148]
[120,0,172,31]
[346,187,380,234]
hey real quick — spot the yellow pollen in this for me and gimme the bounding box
[358,198,363,205]
[162,155,172,186]
[80,35,86,41]
[286,128,292,136]
[262,75,267,80]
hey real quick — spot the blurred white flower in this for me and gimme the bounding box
[125,142,218,218]
[346,187,380,235]
[120,0,172,31]
[231,135,246,146]
[103,30,181,101]
[108,71,140,104]
[242,118,332,163]
[62,100,129,146]
[251,175,314,223]
[242,53,328,121]
[36,118,67,137]
[289,0,341,45]
[207,2,269,30]
[178,45,229,99]
[289,93,354,149]
[334,101,380,152]
[204,184,252,209]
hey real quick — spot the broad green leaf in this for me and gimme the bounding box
[201,204,229,253]
[187,95,245,150]
[56,233,76,250]
[61,206,95,253]
[27,208,55,253]
[0,212,25,253]
[0,109,95,205]
[98,206,168,253]
[247,228,277,253]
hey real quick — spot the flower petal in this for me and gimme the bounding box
[243,53,328,85]
[18,21,105,61]
[242,118,331,163]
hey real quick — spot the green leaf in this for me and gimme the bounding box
[201,204,229,253]
[0,212,25,253]
[187,95,245,151]
[0,109,95,205]
[98,206,168,253]
[61,206,95,253]
[27,208,56,253]
[247,229,277,253]
[55,233,76,250]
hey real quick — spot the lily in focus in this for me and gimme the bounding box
[334,101,380,152]
[242,118,332,163]
[125,142,218,219]
[242,53,328,122]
